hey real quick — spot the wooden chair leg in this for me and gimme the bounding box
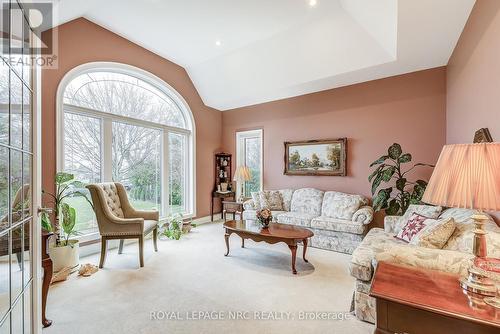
[153,227,158,252]
[139,236,144,267]
[99,237,107,268]
[118,239,124,254]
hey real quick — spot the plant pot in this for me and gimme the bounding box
[49,240,79,273]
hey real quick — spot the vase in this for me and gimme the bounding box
[259,218,271,228]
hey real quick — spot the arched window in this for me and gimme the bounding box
[57,63,195,236]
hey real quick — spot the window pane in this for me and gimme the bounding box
[10,70,22,148]
[244,137,261,196]
[63,112,101,235]
[23,282,31,334]
[0,0,9,58]
[0,232,9,320]
[0,63,8,145]
[112,122,161,213]
[22,154,31,220]
[22,20,31,86]
[64,72,187,128]
[11,297,22,334]
[169,133,185,214]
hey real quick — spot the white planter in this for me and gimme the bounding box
[49,240,80,273]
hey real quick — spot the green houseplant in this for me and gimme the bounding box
[369,143,434,216]
[159,214,196,240]
[42,172,93,271]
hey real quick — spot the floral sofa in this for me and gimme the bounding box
[242,188,374,254]
[349,205,500,323]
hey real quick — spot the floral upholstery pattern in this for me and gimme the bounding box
[311,216,367,235]
[409,217,456,249]
[354,291,376,323]
[393,204,443,234]
[251,192,261,210]
[383,215,400,233]
[310,229,364,254]
[277,212,316,227]
[243,199,255,210]
[352,206,374,225]
[375,246,473,277]
[290,188,324,216]
[321,191,367,220]
[349,228,406,281]
[259,190,284,210]
[278,189,294,211]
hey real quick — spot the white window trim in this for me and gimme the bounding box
[236,129,263,199]
[55,62,196,240]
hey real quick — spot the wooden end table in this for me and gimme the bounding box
[223,220,314,274]
[222,200,244,222]
[370,261,500,334]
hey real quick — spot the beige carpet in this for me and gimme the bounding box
[43,222,373,334]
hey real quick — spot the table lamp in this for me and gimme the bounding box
[233,166,251,203]
[422,143,500,297]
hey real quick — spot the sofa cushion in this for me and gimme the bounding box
[321,191,367,220]
[277,212,316,227]
[259,190,284,210]
[250,192,261,210]
[290,188,324,216]
[395,213,430,243]
[311,216,367,235]
[349,228,406,281]
[394,204,443,234]
[409,217,456,249]
[278,189,294,211]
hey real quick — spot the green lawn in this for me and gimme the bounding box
[64,196,182,235]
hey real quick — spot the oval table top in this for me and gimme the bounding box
[223,220,314,240]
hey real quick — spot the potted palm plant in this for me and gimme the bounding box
[42,172,93,272]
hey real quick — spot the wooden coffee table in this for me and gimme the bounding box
[223,220,314,274]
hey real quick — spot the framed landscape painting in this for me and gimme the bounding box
[284,138,347,176]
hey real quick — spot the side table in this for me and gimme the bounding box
[222,200,244,222]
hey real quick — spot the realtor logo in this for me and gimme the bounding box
[1,1,58,68]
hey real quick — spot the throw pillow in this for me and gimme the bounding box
[409,217,456,249]
[394,204,443,234]
[259,191,284,211]
[395,213,429,243]
[251,192,261,210]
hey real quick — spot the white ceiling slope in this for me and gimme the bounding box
[50,0,475,110]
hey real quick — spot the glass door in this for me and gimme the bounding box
[0,1,38,333]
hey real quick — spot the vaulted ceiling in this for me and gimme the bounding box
[49,0,476,110]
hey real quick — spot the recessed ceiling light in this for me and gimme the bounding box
[215,40,222,47]
[309,0,317,7]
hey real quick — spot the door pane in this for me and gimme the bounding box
[63,112,101,235]
[21,154,31,220]
[0,0,9,58]
[22,220,31,287]
[11,297,22,334]
[23,283,31,334]
[112,122,162,213]
[10,71,21,148]
[22,20,30,86]
[11,226,23,304]
[169,133,185,214]
[22,85,31,152]
[9,0,22,76]
[0,232,9,320]
[10,150,22,226]
[244,137,261,196]
[0,314,9,334]
[0,147,7,232]
[0,63,8,145]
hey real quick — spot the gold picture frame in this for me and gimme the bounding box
[284,138,347,176]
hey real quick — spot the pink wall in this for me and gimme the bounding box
[222,68,447,227]
[447,0,500,223]
[41,18,222,218]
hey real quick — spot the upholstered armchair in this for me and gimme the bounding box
[86,182,159,268]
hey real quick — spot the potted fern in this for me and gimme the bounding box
[42,172,93,272]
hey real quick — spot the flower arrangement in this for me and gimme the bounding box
[256,208,272,228]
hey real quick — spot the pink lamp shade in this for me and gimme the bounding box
[422,143,500,211]
[233,166,251,182]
